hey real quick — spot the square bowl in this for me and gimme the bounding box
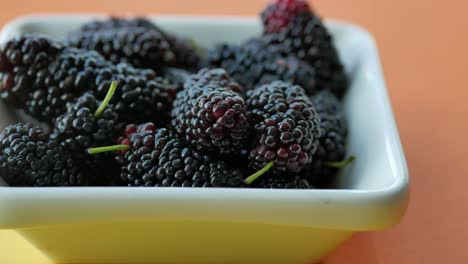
[0,15,409,264]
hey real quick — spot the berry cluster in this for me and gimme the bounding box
[0,0,353,189]
[209,0,348,97]
[0,35,177,124]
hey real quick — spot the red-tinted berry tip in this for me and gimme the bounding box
[124,124,137,138]
[262,0,312,33]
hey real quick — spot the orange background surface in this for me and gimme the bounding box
[0,0,467,263]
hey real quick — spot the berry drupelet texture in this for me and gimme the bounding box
[208,41,316,93]
[0,35,177,124]
[0,35,77,123]
[306,90,347,187]
[312,90,347,142]
[0,123,87,186]
[184,68,243,93]
[247,81,321,174]
[53,48,177,125]
[260,0,348,97]
[51,92,122,185]
[66,27,176,71]
[67,17,201,71]
[100,66,176,125]
[117,124,244,187]
[171,68,250,155]
[53,92,120,149]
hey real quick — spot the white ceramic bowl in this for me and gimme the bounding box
[0,15,409,264]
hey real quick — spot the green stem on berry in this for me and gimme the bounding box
[87,144,129,154]
[325,156,356,169]
[94,80,118,118]
[244,161,274,185]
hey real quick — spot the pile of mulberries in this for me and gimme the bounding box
[0,35,177,125]
[0,0,352,189]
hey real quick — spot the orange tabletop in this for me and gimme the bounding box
[0,0,467,263]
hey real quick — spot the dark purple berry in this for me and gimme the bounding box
[66,26,176,71]
[304,90,347,187]
[208,41,316,93]
[67,17,201,71]
[260,0,348,97]
[0,123,88,186]
[184,68,243,93]
[171,68,250,155]
[51,92,122,185]
[247,81,321,174]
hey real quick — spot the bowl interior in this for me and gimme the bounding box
[0,15,405,191]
